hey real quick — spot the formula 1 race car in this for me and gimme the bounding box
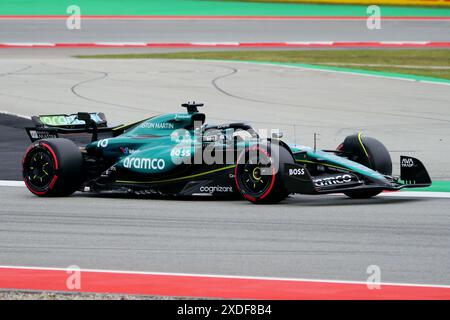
[22,102,432,204]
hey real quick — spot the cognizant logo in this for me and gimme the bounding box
[123,157,165,170]
[199,186,233,193]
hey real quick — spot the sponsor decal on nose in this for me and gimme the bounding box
[314,174,353,187]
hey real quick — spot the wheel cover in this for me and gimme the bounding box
[237,152,274,198]
[24,148,56,191]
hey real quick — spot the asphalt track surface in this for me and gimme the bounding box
[0,113,31,180]
[1,19,449,43]
[1,186,449,285]
[0,58,449,285]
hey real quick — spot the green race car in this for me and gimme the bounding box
[22,102,431,204]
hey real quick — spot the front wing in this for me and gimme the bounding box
[283,156,432,195]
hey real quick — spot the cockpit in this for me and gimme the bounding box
[200,123,259,143]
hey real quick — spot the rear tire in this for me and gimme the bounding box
[338,134,392,199]
[23,138,83,197]
[235,143,293,204]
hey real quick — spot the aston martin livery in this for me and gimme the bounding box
[22,102,432,204]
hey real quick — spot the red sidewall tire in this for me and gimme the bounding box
[235,144,293,204]
[23,139,83,197]
[234,146,276,203]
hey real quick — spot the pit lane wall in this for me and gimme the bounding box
[259,0,450,7]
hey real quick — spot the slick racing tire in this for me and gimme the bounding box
[338,133,392,199]
[23,138,83,197]
[235,143,293,204]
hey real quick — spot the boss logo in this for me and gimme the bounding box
[289,168,305,176]
[401,158,414,168]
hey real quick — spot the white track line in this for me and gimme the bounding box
[0,265,449,288]
[0,110,31,120]
[0,41,449,48]
[379,191,450,198]
[0,181,24,187]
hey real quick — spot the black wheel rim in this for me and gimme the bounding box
[24,149,55,190]
[238,152,273,197]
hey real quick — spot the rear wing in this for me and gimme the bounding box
[26,112,123,144]
[31,113,108,129]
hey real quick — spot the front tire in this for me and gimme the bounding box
[338,133,392,199]
[235,144,293,204]
[23,138,83,197]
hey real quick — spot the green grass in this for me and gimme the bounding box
[76,49,450,80]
